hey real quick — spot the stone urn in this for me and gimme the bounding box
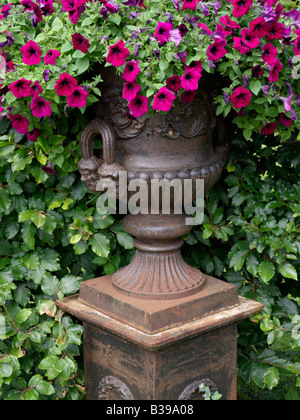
[77,69,232,303]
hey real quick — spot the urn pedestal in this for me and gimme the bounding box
[57,72,263,400]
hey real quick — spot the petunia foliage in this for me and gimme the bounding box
[0,0,299,401]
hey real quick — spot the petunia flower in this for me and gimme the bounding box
[266,22,284,41]
[294,37,300,56]
[154,21,173,45]
[72,33,90,54]
[182,0,199,11]
[269,59,283,83]
[42,162,55,175]
[152,87,176,112]
[31,96,52,118]
[128,93,148,118]
[54,73,78,96]
[230,86,252,109]
[252,65,264,78]
[241,28,260,49]
[169,29,182,48]
[9,78,32,98]
[20,40,42,65]
[106,39,130,66]
[220,15,241,31]
[233,36,250,55]
[181,90,197,103]
[66,85,89,108]
[29,80,43,98]
[122,81,141,101]
[10,114,30,134]
[231,0,253,18]
[166,75,182,92]
[261,43,278,65]
[181,68,201,91]
[261,122,277,135]
[122,60,140,82]
[249,17,268,38]
[278,113,292,127]
[27,128,40,142]
[278,93,294,113]
[207,38,227,62]
[44,49,61,65]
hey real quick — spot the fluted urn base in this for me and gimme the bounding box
[112,213,205,300]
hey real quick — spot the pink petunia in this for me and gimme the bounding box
[261,43,278,65]
[122,60,141,82]
[72,33,90,54]
[269,59,283,83]
[152,87,176,112]
[29,80,43,98]
[154,21,173,45]
[207,39,227,62]
[9,78,32,98]
[220,15,241,31]
[128,93,149,118]
[230,87,252,109]
[27,128,40,142]
[44,49,61,65]
[66,86,89,108]
[181,0,198,11]
[10,114,30,134]
[106,39,130,67]
[249,17,268,38]
[233,37,250,55]
[31,96,52,118]
[241,28,260,49]
[181,68,201,91]
[54,73,78,96]
[122,81,141,101]
[20,40,42,65]
[231,0,253,18]
[278,113,292,128]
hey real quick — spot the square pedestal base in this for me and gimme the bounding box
[57,294,263,400]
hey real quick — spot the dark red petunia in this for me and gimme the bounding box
[42,162,55,175]
[166,75,182,93]
[72,33,90,54]
[27,128,40,142]
[181,90,197,104]
[31,96,52,118]
[261,122,277,135]
[54,73,78,96]
[10,114,30,134]
[252,65,264,79]
[9,78,32,98]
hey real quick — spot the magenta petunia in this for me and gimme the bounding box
[166,75,182,93]
[54,73,78,96]
[249,17,268,38]
[181,0,198,11]
[233,37,250,55]
[154,21,173,45]
[261,43,278,65]
[231,0,253,18]
[278,113,292,128]
[207,39,227,62]
[29,80,43,98]
[181,68,201,91]
[31,96,52,118]
[10,114,30,134]
[230,87,252,109]
[241,28,260,49]
[20,40,42,65]
[106,39,130,67]
[122,60,141,82]
[42,162,55,175]
[269,59,283,83]
[294,37,300,56]
[44,49,61,65]
[220,15,241,31]
[152,87,176,112]
[128,93,149,118]
[8,78,32,98]
[72,33,90,54]
[266,22,284,41]
[66,85,89,108]
[27,128,40,142]
[122,81,141,101]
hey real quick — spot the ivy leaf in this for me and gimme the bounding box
[258,260,275,284]
[278,262,298,281]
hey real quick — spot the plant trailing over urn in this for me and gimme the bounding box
[0,0,300,152]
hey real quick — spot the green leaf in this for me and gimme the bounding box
[258,260,275,284]
[52,17,63,31]
[36,381,55,396]
[264,367,279,390]
[116,232,134,250]
[21,223,37,249]
[249,79,261,96]
[278,262,298,281]
[0,188,11,211]
[76,56,89,75]
[59,275,81,296]
[90,233,110,258]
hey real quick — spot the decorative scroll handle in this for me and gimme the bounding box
[78,119,123,192]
